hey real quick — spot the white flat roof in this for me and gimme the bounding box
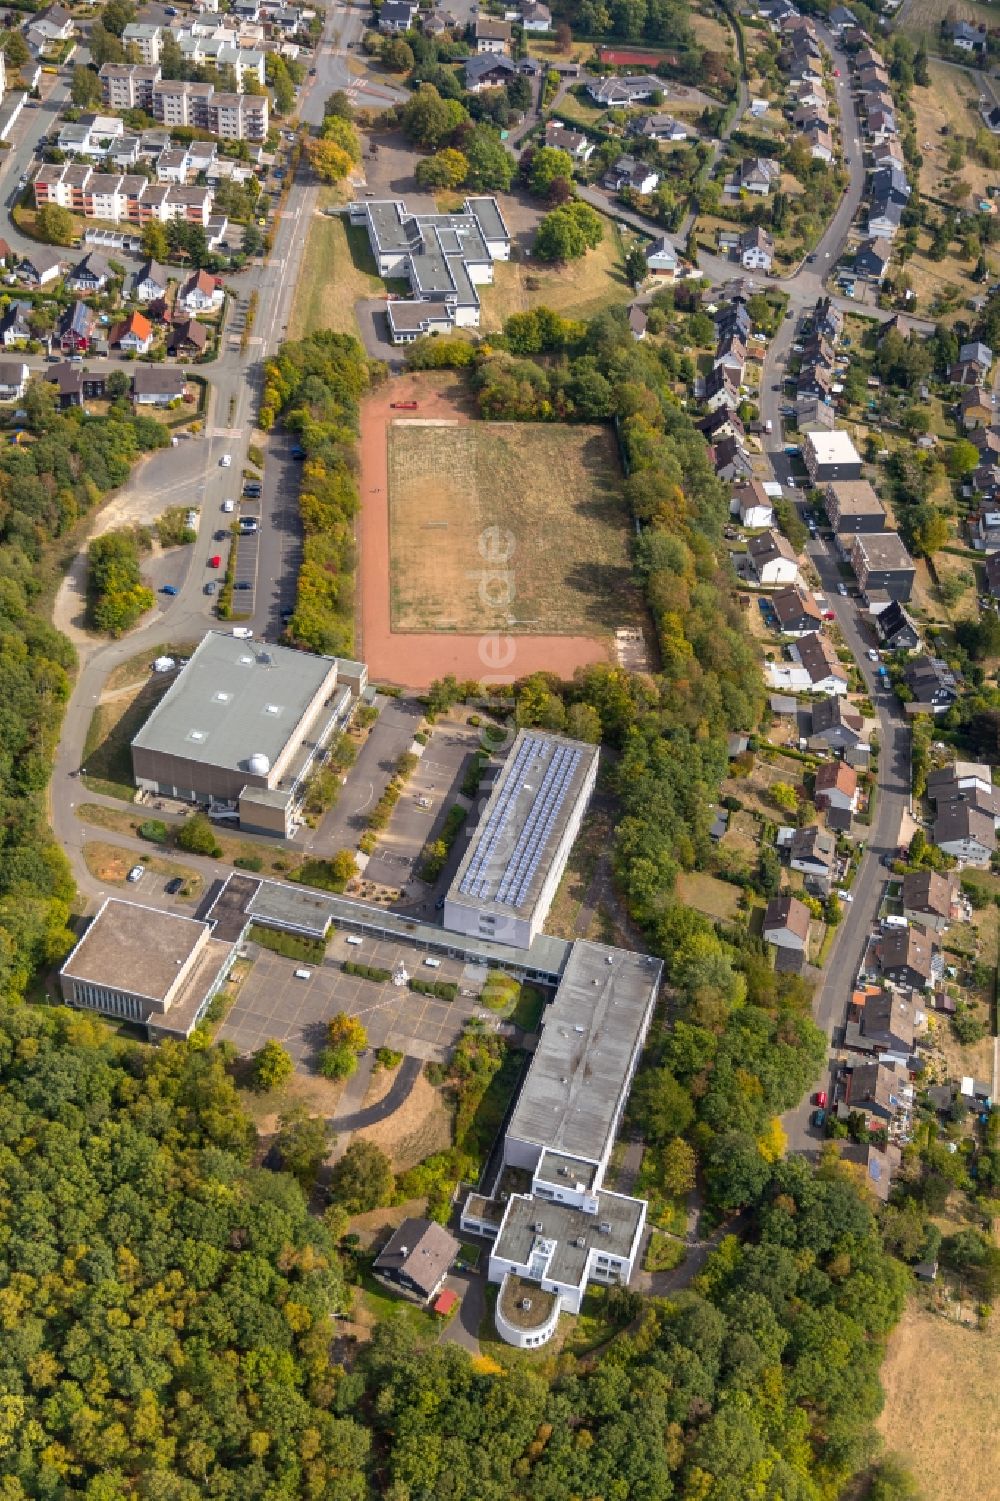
[806,429,862,464]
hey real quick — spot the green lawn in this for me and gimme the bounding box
[357,1271,441,1341]
[82,678,173,801]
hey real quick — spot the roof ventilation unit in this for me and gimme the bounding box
[247,752,270,776]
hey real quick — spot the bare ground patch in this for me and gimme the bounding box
[351,1069,453,1171]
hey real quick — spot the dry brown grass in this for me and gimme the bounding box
[353,1071,452,1172]
[104,643,200,695]
[675,870,743,920]
[877,1298,1000,1501]
[689,7,733,52]
[386,420,641,635]
[911,62,995,204]
[898,0,997,42]
[478,226,633,330]
[82,840,203,896]
[287,200,383,340]
[240,1070,349,1134]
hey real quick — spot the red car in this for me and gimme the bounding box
[814,1090,828,1108]
[208,554,222,568]
[390,401,418,410]
[822,610,836,620]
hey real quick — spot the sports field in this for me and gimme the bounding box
[386,420,637,635]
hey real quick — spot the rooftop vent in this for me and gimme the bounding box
[213,691,231,703]
[247,751,270,776]
[187,729,207,742]
[599,1221,612,1235]
[521,1298,532,1311]
[533,1221,544,1234]
[575,1236,586,1248]
[558,1164,569,1177]
[264,704,281,715]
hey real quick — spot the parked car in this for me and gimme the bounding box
[222,499,235,513]
[812,1107,827,1128]
[204,581,218,595]
[208,554,222,568]
[220,454,232,467]
[815,1090,827,1108]
[234,581,252,590]
[127,865,145,883]
[837,583,848,596]
[215,529,229,540]
[165,876,183,894]
[160,584,178,596]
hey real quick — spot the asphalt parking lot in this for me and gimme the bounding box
[307,697,424,853]
[363,719,485,897]
[219,934,492,1065]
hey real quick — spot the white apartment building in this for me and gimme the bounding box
[122,23,163,63]
[99,63,162,111]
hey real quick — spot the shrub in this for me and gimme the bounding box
[176,813,222,857]
[343,961,391,983]
[138,819,168,844]
[374,1046,404,1071]
[409,977,458,1002]
[317,1043,357,1080]
[235,854,264,872]
[289,853,354,892]
[418,803,467,881]
[246,924,326,963]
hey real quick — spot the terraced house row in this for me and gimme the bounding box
[33,165,214,226]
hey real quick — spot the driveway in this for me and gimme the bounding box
[439,1266,487,1352]
[306,696,424,854]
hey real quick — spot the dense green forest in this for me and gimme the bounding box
[0,380,169,1007]
[259,330,379,657]
[0,1000,909,1500]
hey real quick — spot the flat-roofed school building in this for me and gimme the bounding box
[59,898,236,1038]
[443,729,599,948]
[130,632,366,836]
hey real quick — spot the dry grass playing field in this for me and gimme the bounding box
[287,200,383,341]
[877,1299,1000,1501]
[386,420,641,635]
[911,62,996,207]
[898,0,997,41]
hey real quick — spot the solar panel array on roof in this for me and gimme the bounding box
[459,737,582,909]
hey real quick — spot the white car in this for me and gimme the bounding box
[220,454,232,467]
[222,499,235,513]
[867,649,879,662]
[837,583,848,596]
[127,864,145,883]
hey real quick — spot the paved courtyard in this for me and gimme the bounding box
[219,931,495,1066]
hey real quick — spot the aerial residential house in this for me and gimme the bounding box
[906,654,959,711]
[851,532,915,603]
[797,397,836,433]
[0,302,34,348]
[747,529,799,585]
[627,303,648,341]
[100,64,162,112]
[602,155,660,196]
[178,268,224,313]
[544,121,594,162]
[731,478,773,528]
[848,991,917,1060]
[805,124,834,161]
[110,311,153,354]
[803,430,863,485]
[713,331,747,379]
[873,598,920,651]
[378,0,418,31]
[855,237,891,282]
[927,761,994,801]
[59,301,97,355]
[815,759,858,813]
[809,696,864,752]
[902,870,956,934]
[475,15,512,51]
[866,194,905,239]
[644,235,678,278]
[733,156,781,195]
[843,1060,913,1129]
[168,317,209,356]
[763,894,811,952]
[19,248,64,287]
[789,824,837,894]
[517,0,553,30]
[970,503,1000,551]
[825,479,885,534]
[373,1218,460,1304]
[122,23,163,63]
[464,54,518,91]
[771,583,823,636]
[133,259,169,303]
[705,408,745,446]
[986,552,1000,599]
[632,113,688,142]
[132,366,187,406]
[703,365,740,412]
[950,341,992,385]
[791,630,849,696]
[933,799,996,864]
[961,386,995,431]
[797,359,834,401]
[739,225,774,271]
[712,435,753,483]
[879,923,937,992]
[944,17,986,51]
[586,74,662,107]
[66,251,112,294]
[0,361,29,402]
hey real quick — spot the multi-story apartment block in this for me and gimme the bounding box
[99,63,162,112]
[122,22,163,63]
[34,165,213,226]
[151,81,268,140]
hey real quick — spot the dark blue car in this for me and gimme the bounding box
[160,584,178,596]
